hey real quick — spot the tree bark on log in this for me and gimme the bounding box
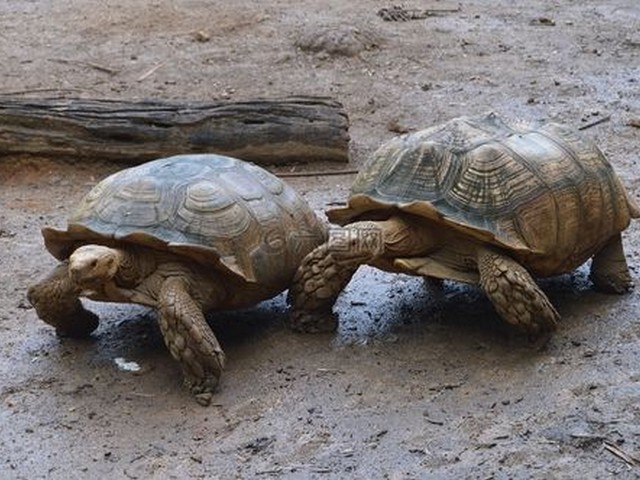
[0,96,350,165]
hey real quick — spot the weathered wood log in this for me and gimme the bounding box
[0,96,350,165]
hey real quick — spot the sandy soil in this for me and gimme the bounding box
[1,1,640,478]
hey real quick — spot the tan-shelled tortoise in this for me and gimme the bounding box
[28,154,326,405]
[288,113,639,337]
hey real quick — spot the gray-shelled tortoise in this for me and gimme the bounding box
[288,112,639,337]
[28,154,326,405]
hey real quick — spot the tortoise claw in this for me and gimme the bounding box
[194,392,214,407]
[185,374,220,406]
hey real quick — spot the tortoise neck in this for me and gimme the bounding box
[113,247,156,287]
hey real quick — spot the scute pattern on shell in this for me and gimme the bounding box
[329,113,639,275]
[43,154,326,286]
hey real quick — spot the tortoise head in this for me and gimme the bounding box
[69,245,120,287]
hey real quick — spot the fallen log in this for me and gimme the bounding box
[0,96,350,165]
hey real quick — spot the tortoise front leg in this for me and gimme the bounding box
[287,242,362,333]
[27,261,100,337]
[477,248,559,337]
[288,216,440,333]
[590,233,634,294]
[158,277,226,406]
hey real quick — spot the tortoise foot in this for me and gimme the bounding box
[179,353,224,405]
[514,295,560,338]
[185,375,220,406]
[590,234,634,294]
[590,270,634,294]
[478,248,559,337]
[158,276,226,405]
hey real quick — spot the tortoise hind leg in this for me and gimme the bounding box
[477,248,559,337]
[590,233,634,294]
[27,261,99,337]
[158,276,226,406]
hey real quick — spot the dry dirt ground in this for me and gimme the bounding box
[2,1,640,478]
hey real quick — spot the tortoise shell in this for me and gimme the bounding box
[43,154,326,287]
[328,113,639,275]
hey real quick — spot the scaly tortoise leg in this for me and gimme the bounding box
[477,248,559,337]
[590,233,634,294]
[287,242,363,333]
[288,220,390,332]
[288,216,437,333]
[158,276,226,406]
[27,261,100,337]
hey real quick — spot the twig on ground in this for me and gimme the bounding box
[310,466,333,473]
[423,416,444,426]
[578,115,611,130]
[316,367,345,374]
[256,468,283,475]
[603,440,639,467]
[127,392,156,398]
[137,63,164,82]
[49,58,119,75]
[0,87,86,96]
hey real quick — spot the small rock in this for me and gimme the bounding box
[530,17,556,26]
[387,119,410,134]
[193,31,210,42]
[242,436,276,455]
[295,25,381,57]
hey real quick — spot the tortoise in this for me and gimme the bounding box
[27,154,326,405]
[288,112,639,337]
